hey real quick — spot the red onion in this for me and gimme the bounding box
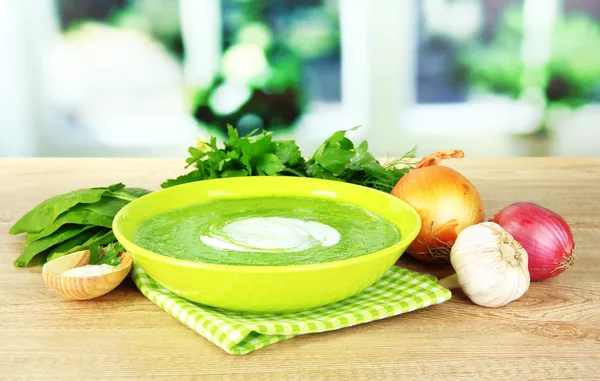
[489,202,575,281]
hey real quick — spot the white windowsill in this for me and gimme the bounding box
[36,99,544,156]
[35,98,600,158]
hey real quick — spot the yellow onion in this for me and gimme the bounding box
[391,149,484,264]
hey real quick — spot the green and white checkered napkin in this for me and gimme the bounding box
[131,265,451,355]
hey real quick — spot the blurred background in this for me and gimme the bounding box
[2,0,600,158]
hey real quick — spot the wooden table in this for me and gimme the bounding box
[1,158,599,380]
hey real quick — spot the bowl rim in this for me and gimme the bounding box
[112,177,422,273]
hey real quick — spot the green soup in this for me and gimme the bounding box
[133,197,400,266]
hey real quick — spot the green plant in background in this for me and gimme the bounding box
[192,28,306,138]
[192,0,340,138]
[458,4,600,136]
[110,0,184,60]
[58,0,185,59]
[56,0,340,139]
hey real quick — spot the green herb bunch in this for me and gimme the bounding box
[162,125,417,193]
[88,242,125,266]
[9,183,151,267]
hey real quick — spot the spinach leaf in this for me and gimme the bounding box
[104,187,152,202]
[25,207,113,244]
[47,229,115,261]
[10,183,151,267]
[9,184,125,235]
[45,228,104,259]
[80,196,129,217]
[14,224,98,267]
[114,187,152,198]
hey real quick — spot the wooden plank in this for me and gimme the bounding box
[1,158,599,381]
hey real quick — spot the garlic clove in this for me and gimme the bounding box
[42,249,132,300]
[439,221,530,308]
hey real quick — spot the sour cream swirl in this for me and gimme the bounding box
[200,217,340,253]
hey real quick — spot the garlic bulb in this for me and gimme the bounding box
[438,222,530,307]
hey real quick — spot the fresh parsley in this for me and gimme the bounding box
[161,125,306,188]
[162,125,417,193]
[88,242,124,266]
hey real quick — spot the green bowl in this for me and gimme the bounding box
[113,177,421,313]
